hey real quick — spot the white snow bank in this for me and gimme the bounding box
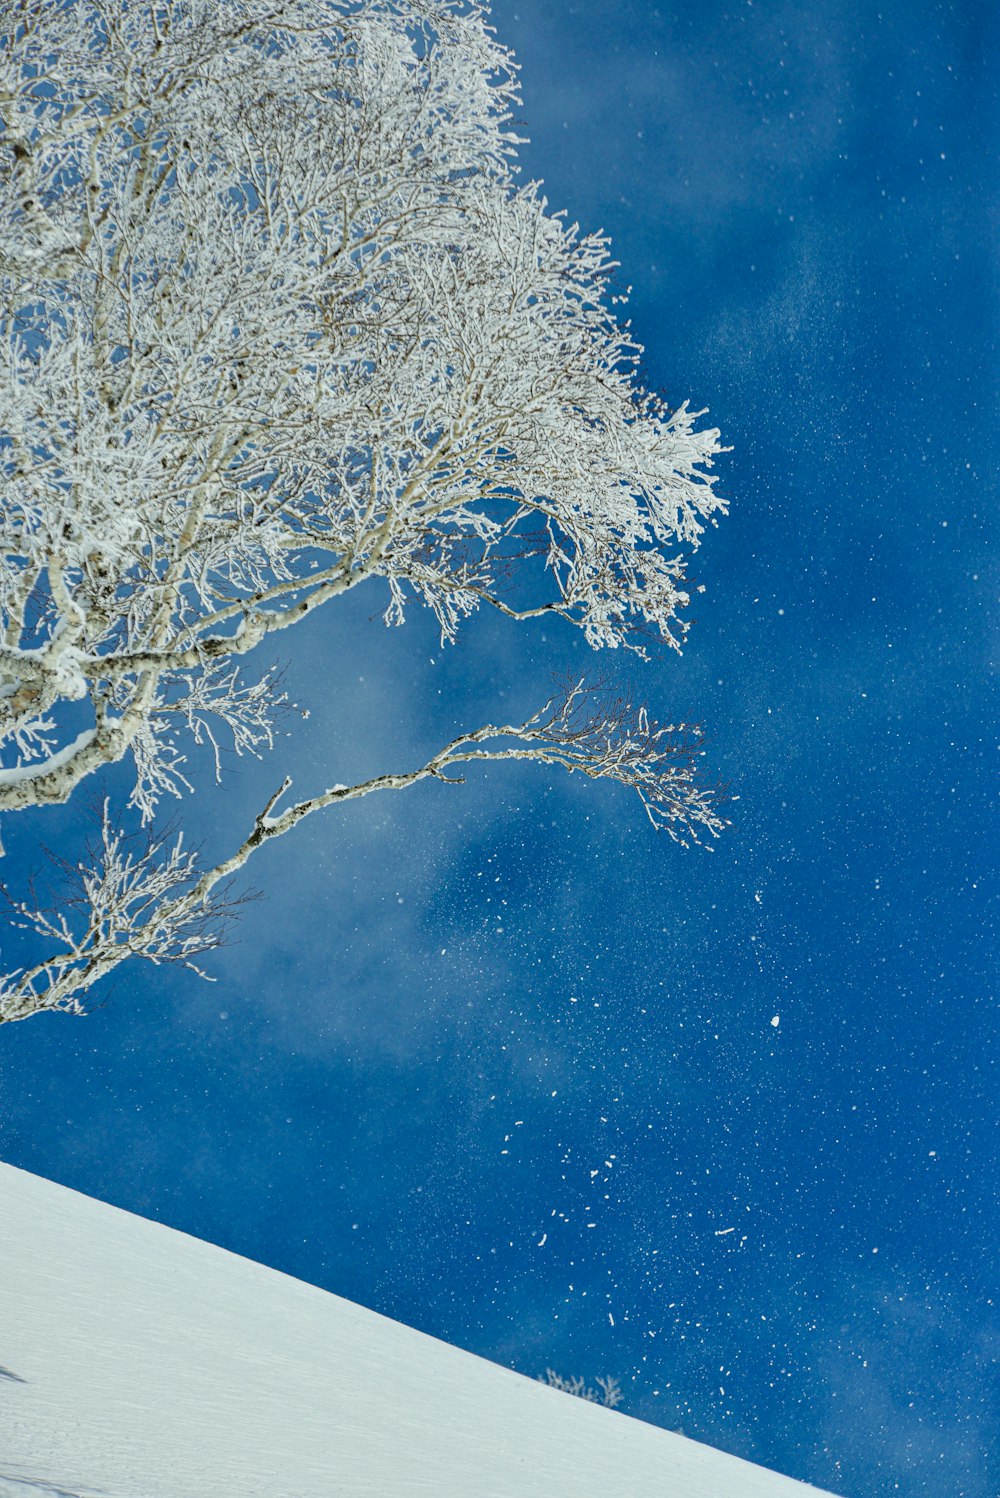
[0,1164,839,1498]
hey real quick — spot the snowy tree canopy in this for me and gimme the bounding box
[0,0,727,1021]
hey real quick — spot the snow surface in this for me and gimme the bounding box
[0,1164,839,1497]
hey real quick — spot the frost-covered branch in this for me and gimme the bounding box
[0,682,725,1021]
[0,805,244,1022]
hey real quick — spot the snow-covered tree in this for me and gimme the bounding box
[537,1370,624,1409]
[0,0,726,1022]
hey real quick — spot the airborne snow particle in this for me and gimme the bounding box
[770,1015,780,1027]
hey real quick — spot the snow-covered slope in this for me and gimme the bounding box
[0,1164,838,1497]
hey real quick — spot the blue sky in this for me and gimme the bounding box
[1,2,996,1495]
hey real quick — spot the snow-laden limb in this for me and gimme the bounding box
[0,0,723,821]
[0,684,725,1022]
